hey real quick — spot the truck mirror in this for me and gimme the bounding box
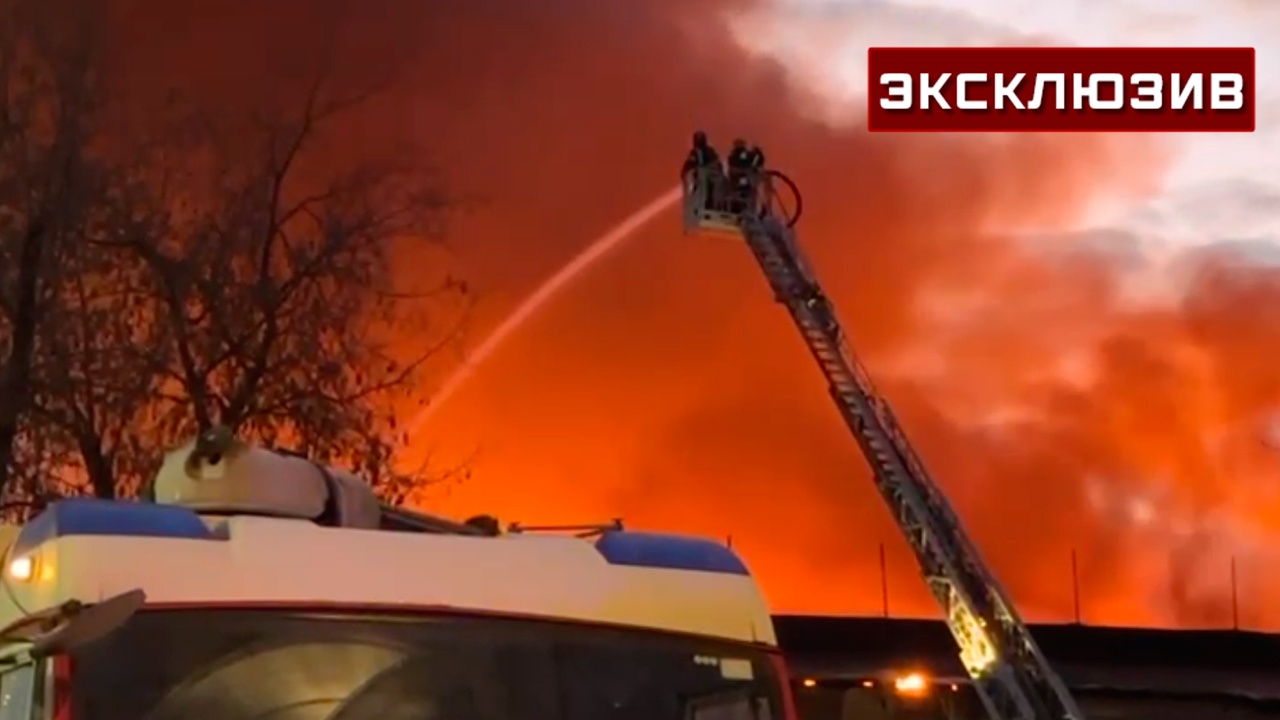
[27,589,146,659]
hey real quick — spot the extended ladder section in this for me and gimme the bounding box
[684,166,1084,720]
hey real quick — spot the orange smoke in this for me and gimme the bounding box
[103,0,1280,628]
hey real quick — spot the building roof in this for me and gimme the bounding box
[773,615,1280,699]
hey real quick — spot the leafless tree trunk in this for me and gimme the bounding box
[0,221,46,491]
[0,0,104,496]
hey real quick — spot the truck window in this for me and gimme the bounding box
[687,691,773,720]
[69,609,786,720]
[0,663,36,720]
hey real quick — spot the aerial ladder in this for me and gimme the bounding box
[681,152,1086,720]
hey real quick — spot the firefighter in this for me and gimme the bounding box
[806,291,840,336]
[682,130,723,210]
[726,138,752,213]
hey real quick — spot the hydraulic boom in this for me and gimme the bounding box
[681,158,1085,720]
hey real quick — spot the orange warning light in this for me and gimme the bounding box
[893,672,929,697]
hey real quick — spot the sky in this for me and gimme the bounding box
[718,0,1280,623]
[732,0,1280,246]
[112,0,1280,627]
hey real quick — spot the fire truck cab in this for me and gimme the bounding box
[0,430,796,720]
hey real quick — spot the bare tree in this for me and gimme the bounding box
[0,3,468,502]
[31,234,162,498]
[96,73,469,499]
[0,0,112,497]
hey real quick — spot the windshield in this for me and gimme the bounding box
[69,608,785,720]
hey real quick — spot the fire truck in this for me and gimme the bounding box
[0,429,795,720]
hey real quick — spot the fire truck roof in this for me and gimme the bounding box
[0,499,777,646]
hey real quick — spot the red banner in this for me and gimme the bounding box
[867,47,1255,132]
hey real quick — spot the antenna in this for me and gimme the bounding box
[507,520,624,539]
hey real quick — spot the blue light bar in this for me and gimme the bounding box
[594,531,749,575]
[12,499,215,557]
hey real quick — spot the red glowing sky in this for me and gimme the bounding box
[107,0,1280,628]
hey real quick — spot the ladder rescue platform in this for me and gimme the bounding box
[682,177,743,234]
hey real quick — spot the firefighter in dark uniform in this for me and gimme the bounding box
[726,138,752,213]
[805,290,840,336]
[682,130,723,210]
